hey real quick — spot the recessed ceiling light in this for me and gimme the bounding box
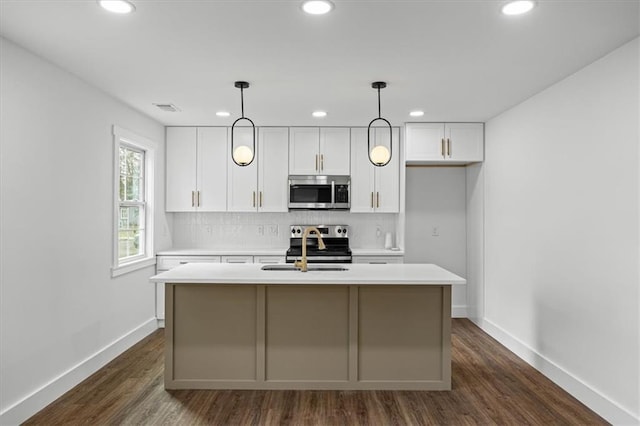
[216,111,231,117]
[98,0,135,14]
[501,0,535,16]
[312,111,327,118]
[409,110,424,117]
[302,0,334,15]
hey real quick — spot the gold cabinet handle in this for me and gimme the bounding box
[197,191,201,207]
[315,154,319,171]
[371,192,374,208]
[376,192,380,208]
[259,191,263,207]
[320,154,324,171]
[447,138,451,157]
[191,191,195,207]
[252,191,256,208]
[441,138,445,158]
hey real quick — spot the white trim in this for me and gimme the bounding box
[480,318,639,425]
[0,319,158,425]
[451,304,467,318]
[111,256,156,277]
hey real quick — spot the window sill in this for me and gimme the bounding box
[112,256,156,278]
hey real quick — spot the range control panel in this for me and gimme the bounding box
[290,225,349,238]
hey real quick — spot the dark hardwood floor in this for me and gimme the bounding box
[24,319,607,425]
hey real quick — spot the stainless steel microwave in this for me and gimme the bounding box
[288,175,350,210]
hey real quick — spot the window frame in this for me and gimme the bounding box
[112,125,156,277]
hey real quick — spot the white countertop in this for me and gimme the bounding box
[156,248,405,256]
[150,262,464,285]
[156,248,286,256]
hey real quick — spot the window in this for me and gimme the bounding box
[119,145,145,260]
[112,126,156,276]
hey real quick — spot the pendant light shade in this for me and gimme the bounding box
[231,81,256,167]
[367,81,392,167]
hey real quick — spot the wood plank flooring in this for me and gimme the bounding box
[23,319,607,425]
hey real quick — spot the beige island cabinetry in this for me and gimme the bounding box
[150,263,465,391]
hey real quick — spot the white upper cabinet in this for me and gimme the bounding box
[227,140,258,212]
[289,127,318,175]
[350,127,400,213]
[289,127,350,175]
[166,127,196,212]
[258,127,289,212]
[405,122,483,165]
[197,128,228,211]
[166,127,227,212]
[319,128,351,175]
[228,127,289,212]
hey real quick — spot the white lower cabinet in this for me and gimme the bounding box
[352,255,404,264]
[254,255,286,264]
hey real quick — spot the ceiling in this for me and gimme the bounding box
[1,0,638,127]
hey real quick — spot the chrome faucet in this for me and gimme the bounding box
[294,226,326,272]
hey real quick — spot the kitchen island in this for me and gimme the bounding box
[150,263,465,391]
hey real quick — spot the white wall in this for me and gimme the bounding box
[404,167,467,316]
[0,38,171,424]
[484,38,639,424]
[465,162,484,321]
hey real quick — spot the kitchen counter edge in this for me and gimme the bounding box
[150,262,464,285]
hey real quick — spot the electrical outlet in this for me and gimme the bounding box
[257,225,264,236]
[268,225,278,236]
[376,226,382,237]
[432,226,439,237]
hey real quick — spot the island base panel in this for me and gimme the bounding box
[265,286,350,381]
[165,284,451,390]
[170,285,257,381]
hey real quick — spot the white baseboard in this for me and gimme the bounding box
[452,305,467,318]
[480,318,639,426]
[157,318,165,328]
[0,318,158,426]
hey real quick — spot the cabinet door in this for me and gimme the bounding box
[254,255,285,264]
[166,127,197,212]
[319,128,350,175]
[197,127,228,211]
[349,128,376,212]
[374,127,400,213]
[227,142,258,212]
[446,123,484,162]
[289,127,320,175]
[405,123,445,162]
[258,128,289,212]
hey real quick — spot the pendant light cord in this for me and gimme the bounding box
[377,86,382,118]
[240,86,245,118]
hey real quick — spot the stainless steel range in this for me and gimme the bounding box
[286,225,352,263]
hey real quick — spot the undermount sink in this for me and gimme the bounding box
[261,264,349,272]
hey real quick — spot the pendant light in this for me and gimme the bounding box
[367,81,392,167]
[231,81,256,166]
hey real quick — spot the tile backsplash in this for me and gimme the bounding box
[171,212,400,250]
